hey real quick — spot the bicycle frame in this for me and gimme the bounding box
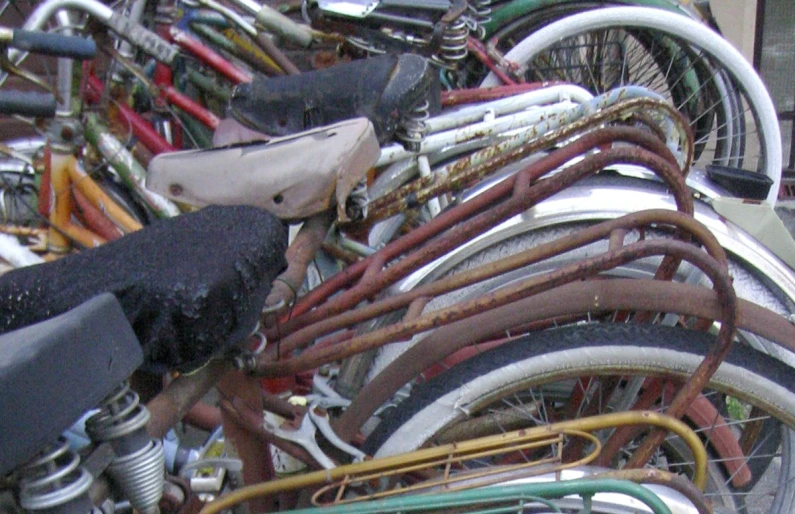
[199,411,708,513]
[46,147,142,251]
[133,78,794,494]
[140,120,795,505]
[4,3,794,511]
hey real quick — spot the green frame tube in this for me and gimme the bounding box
[84,114,181,219]
[283,479,673,514]
[483,0,688,37]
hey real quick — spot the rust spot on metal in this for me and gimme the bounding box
[366,98,692,223]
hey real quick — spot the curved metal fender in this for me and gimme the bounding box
[398,175,795,307]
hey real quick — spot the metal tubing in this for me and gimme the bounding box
[256,237,732,379]
[217,371,278,512]
[55,10,75,114]
[169,27,252,84]
[628,336,739,467]
[297,479,673,514]
[196,0,259,38]
[225,0,313,48]
[377,102,576,167]
[263,212,334,315]
[183,401,222,432]
[220,28,284,76]
[19,0,113,34]
[192,0,300,75]
[146,360,232,439]
[197,411,705,514]
[219,392,324,471]
[337,281,795,440]
[588,469,710,514]
[276,210,724,357]
[85,75,176,155]
[225,0,261,16]
[191,23,239,53]
[186,68,232,102]
[84,114,180,218]
[467,37,517,85]
[162,86,221,130]
[69,159,143,233]
[433,84,593,131]
[72,188,122,240]
[48,151,78,252]
[271,130,690,336]
[370,97,692,219]
[441,82,565,106]
[254,33,301,75]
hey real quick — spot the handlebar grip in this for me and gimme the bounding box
[10,29,96,60]
[0,90,56,117]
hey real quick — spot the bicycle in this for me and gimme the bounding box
[0,6,794,513]
[7,122,793,513]
[149,115,793,512]
[1,291,714,514]
[480,6,783,205]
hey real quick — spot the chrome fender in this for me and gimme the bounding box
[369,175,795,379]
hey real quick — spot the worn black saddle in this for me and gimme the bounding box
[0,205,287,373]
[228,53,434,144]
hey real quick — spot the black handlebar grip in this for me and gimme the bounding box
[0,90,56,117]
[11,29,96,60]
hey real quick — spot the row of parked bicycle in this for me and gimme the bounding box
[0,1,794,514]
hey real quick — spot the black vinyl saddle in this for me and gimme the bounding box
[0,205,288,373]
[0,293,142,476]
[228,53,434,144]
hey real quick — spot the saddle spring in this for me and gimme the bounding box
[17,438,95,514]
[396,98,431,152]
[468,0,494,37]
[85,381,165,514]
[434,15,470,68]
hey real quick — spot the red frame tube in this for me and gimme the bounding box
[169,27,252,85]
[441,82,565,106]
[162,85,221,130]
[86,75,176,155]
[467,37,517,86]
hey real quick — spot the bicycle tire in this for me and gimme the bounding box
[367,323,795,514]
[489,13,726,168]
[364,197,794,383]
[481,6,782,205]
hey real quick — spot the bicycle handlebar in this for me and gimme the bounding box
[5,28,96,60]
[0,89,57,117]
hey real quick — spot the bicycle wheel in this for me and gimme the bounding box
[366,323,795,514]
[363,181,795,384]
[481,6,782,205]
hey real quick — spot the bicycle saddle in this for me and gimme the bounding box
[0,206,287,373]
[0,294,142,476]
[148,118,380,222]
[228,53,433,144]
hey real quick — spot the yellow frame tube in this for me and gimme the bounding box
[198,411,707,514]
